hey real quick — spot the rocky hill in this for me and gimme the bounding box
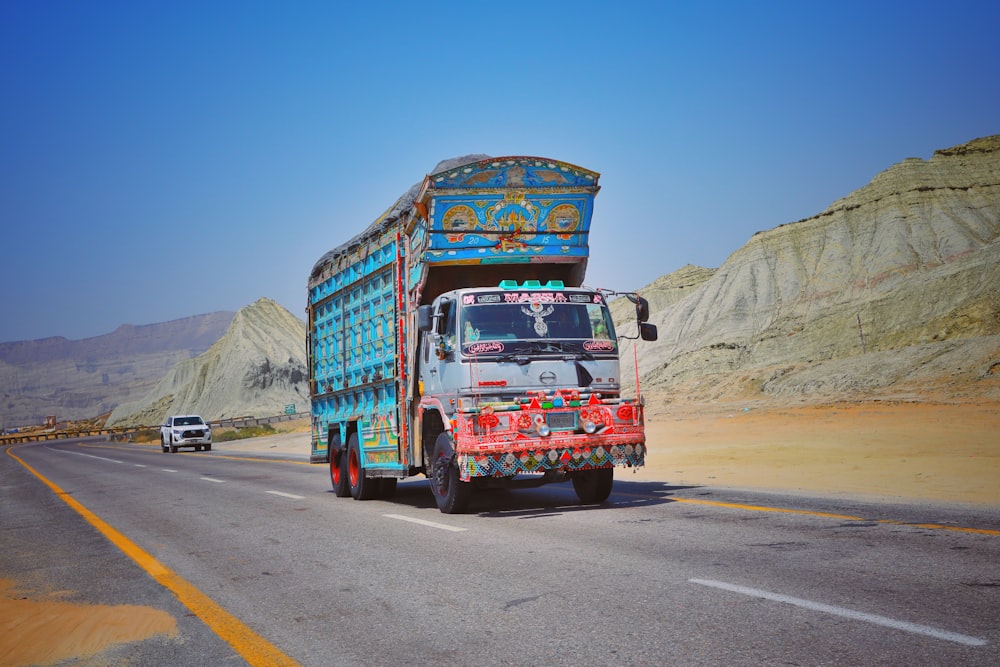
[0,311,234,427]
[616,135,1000,413]
[107,298,308,426]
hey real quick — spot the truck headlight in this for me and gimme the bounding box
[583,420,598,434]
[537,423,551,437]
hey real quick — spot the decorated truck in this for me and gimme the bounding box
[307,155,657,513]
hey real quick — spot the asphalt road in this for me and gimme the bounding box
[3,438,999,666]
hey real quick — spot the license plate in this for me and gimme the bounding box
[546,412,576,431]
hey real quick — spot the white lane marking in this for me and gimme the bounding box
[54,449,124,464]
[690,578,987,647]
[201,477,225,483]
[162,469,178,473]
[383,514,467,532]
[135,464,147,468]
[267,490,304,500]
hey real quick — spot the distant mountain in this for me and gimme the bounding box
[0,312,235,427]
[615,134,1000,411]
[107,298,308,426]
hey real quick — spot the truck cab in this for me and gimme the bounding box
[415,279,656,511]
[419,280,622,405]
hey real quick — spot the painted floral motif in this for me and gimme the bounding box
[544,203,580,238]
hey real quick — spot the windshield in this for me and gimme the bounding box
[175,416,204,426]
[459,291,617,356]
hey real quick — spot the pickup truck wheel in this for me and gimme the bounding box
[571,468,614,504]
[330,444,350,497]
[205,443,212,452]
[160,437,167,453]
[431,433,470,514]
[348,433,377,500]
[169,437,178,454]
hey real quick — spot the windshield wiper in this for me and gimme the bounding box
[497,352,531,366]
[528,341,563,354]
[535,341,596,361]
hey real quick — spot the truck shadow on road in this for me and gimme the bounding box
[368,478,701,518]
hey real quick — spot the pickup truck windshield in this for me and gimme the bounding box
[459,291,617,356]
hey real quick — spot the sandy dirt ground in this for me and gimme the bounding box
[0,580,176,666]
[635,401,1000,506]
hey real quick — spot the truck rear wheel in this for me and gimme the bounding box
[571,468,614,504]
[431,433,470,514]
[348,433,377,500]
[330,441,350,497]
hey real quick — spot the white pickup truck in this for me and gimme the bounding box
[160,415,212,453]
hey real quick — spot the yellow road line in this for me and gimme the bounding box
[669,497,1000,536]
[873,520,1000,536]
[6,446,300,666]
[671,497,866,520]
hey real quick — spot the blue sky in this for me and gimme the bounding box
[2,0,998,342]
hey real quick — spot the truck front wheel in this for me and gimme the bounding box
[571,468,614,504]
[431,433,470,514]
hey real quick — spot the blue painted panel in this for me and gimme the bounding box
[308,231,401,463]
[422,193,594,265]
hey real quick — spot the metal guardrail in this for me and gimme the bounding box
[0,412,310,446]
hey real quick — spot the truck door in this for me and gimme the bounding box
[421,297,455,395]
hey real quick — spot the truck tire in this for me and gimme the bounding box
[161,437,168,453]
[571,468,614,504]
[205,443,212,452]
[330,441,350,497]
[431,433,470,514]
[169,437,178,454]
[347,433,377,500]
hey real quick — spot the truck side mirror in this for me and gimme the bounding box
[417,305,433,332]
[635,296,650,323]
[639,322,658,342]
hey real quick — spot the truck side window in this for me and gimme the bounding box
[440,299,455,337]
[431,299,456,361]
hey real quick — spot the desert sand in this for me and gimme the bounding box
[635,401,1000,506]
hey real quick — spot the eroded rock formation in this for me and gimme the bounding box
[617,135,1000,409]
[107,298,308,426]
